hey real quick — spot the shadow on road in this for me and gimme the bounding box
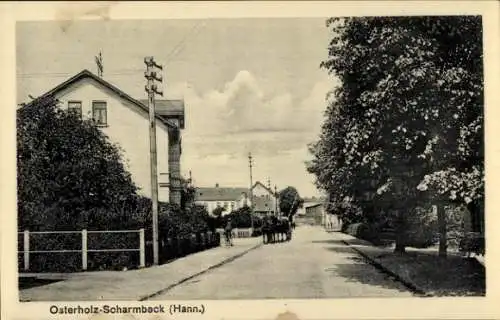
[321,243,415,295]
[325,261,411,294]
[311,238,367,246]
[324,245,363,255]
[18,277,63,290]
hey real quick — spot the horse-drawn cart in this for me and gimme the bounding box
[262,216,292,244]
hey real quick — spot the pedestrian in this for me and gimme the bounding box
[224,217,234,246]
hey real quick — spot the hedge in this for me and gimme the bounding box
[18,200,219,272]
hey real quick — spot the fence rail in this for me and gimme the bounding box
[215,228,255,238]
[18,229,145,271]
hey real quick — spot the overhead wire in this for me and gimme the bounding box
[18,21,207,79]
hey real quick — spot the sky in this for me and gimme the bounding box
[16,18,338,198]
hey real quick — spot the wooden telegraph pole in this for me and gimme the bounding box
[144,56,163,265]
[275,185,279,217]
[248,153,254,230]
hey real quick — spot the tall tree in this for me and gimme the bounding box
[308,16,483,254]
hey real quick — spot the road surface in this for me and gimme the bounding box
[150,225,413,299]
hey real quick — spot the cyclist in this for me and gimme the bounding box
[224,217,234,246]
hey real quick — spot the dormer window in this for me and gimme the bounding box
[92,101,107,126]
[68,101,82,119]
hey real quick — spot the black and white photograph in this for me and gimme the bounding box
[1,2,499,320]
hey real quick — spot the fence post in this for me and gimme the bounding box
[82,229,87,271]
[139,229,145,268]
[23,230,30,271]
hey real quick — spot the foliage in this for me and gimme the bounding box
[17,96,216,271]
[278,186,304,218]
[181,183,197,210]
[17,96,138,231]
[307,16,484,252]
[212,206,226,218]
[404,206,439,248]
[222,206,263,229]
[345,222,376,241]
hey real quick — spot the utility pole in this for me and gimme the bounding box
[248,153,254,229]
[144,56,163,266]
[267,177,271,216]
[275,185,279,217]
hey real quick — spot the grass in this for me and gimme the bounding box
[368,246,485,296]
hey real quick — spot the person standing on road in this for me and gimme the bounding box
[224,217,234,246]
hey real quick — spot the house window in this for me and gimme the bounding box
[68,101,82,119]
[92,101,107,126]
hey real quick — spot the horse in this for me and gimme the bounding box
[270,217,291,242]
[278,217,292,241]
[262,216,275,244]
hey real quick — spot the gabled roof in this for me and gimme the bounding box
[252,181,277,196]
[138,99,185,129]
[196,187,249,202]
[305,203,323,209]
[196,181,278,202]
[25,69,182,130]
[138,99,184,117]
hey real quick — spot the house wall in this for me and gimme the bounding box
[305,205,324,225]
[196,194,250,216]
[252,184,278,213]
[297,201,320,216]
[53,77,170,202]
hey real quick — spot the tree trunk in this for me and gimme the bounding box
[393,209,406,254]
[467,201,483,233]
[437,203,447,258]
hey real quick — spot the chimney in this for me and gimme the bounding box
[168,127,182,206]
[162,99,185,208]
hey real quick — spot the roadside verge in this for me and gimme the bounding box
[337,231,485,297]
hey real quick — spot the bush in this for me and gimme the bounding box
[223,206,262,229]
[404,206,439,248]
[345,222,376,241]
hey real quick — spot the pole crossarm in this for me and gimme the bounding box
[144,56,164,266]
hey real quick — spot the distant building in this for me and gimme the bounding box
[251,182,279,217]
[195,184,250,215]
[22,69,185,204]
[195,181,278,216]
[305,203,324,225]
[296,196,324,216]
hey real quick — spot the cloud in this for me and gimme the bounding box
[178,70,334,151]
[175,70,336,196]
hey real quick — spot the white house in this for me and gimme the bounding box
[195,184,250,215]
[24,70,185,204]
[195,181,278,216]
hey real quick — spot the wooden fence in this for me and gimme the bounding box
[18,229,145,271]
[215,228,255,238]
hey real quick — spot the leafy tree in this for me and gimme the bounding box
[279,187,304,220]
[17,96,138,231]
[308,16,483,254]
[181,182,197,211]
[212,206,226,218]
